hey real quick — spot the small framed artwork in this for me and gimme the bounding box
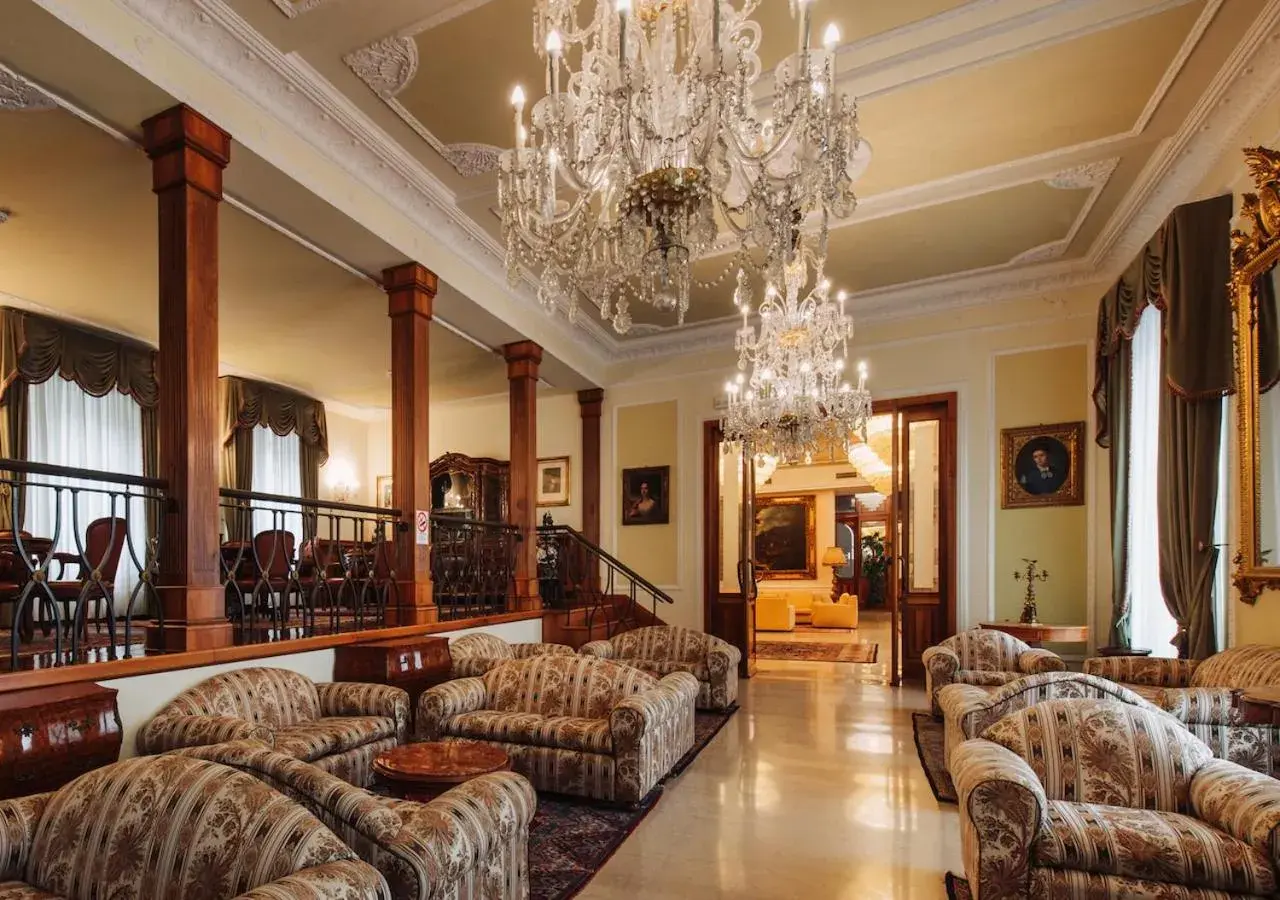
[376,475,393,509]
[537,456,571,507]
[621,465,670,526]
[753,494,817,580]
[1000,421,1085,509]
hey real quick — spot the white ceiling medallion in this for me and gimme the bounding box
[1044,158,1120,191]
[344,35,501,179]
[0,69,57,112]
[269,0,336,19]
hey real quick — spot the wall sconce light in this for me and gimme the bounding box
[325,458,358,503]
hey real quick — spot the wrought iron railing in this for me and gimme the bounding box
[219,489,403,640]
[430,514,519,621]
[0,458,166,670]
[536,524,673,638]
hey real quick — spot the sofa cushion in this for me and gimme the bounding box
[161,667,322,729]
[445,710,613,754]
[1191,644,1280,690]
[620,659,710,682]
[956,670,1023,688]
[273,716,398,762]
[482,656,657,719]
[1035,801,1276,895]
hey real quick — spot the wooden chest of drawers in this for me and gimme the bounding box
[0,682,122,799]
[334,636,452,712]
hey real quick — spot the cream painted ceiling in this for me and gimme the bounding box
[211,0,1266,340]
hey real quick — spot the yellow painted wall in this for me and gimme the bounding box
[993,346,1090,649]
[615,401,679,588]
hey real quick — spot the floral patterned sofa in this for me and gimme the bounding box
[952,698,1280,900]
[136,666,410,787]
[1085,644,1280,774]
[0,754,389,899]
[181,740,535,900]
[580,625,741,711]
[922,628,1065,715]
[448,631,576,678]
[936,671,1160,769]
[417,654,697,803]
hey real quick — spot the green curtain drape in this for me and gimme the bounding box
[218,380,254,542]
[1156,193,1233,660]
[299,443,321,540]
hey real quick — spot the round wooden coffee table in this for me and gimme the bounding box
[373,741,510,801]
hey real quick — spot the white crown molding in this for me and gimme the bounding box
[0,68,57,111]
[269,0,336,19]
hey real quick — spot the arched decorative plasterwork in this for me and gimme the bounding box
[1045,158,1120,190]
[269,0,337,18]
[0,69,56,111]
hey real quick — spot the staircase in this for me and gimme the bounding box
[535,525,673,649]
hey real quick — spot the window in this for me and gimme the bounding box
[26,376,146,603]
[250,426,303,545]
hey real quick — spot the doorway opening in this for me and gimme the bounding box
[701,393,957,685]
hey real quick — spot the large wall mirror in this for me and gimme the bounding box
[1231,146,1280,601]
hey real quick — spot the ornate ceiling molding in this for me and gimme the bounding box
[1045,158,1120,190]
[1009,241,1069,265]
[269,0,336,19]
[0,68,57,111]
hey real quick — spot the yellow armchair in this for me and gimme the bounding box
[811,592,859,629]
[756,592,796,631]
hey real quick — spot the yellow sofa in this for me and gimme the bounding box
[812,592,859,629]
[756,593,796,631]
[758,588,828,624]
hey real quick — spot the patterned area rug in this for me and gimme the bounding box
[912,712,957,803]
[945,872,971,899]
[755,641,878,663]
[529,708,736,899]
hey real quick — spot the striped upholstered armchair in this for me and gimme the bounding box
[580,625,741,710]
[448,631,576,677]
[922,628,1064,714]
[1085,643,1280,774]
[953,699,1280,900]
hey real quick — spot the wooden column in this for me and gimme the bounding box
[143,105,233,651]
[504,341,543,610]
[384,263,437,625]
[578,388,604,546]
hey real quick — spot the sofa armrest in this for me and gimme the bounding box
[1017,649,1065,674]
[936,683,1001,730]
[579,640,614,658]
[1082,656,1198,687]
[707,642,741,677]
[922,645,960,713]
[1193,757,1280,868]
[236,860,390,900]
[512,642,576,659]
[416,678,488,741]
[951,739,1047,900]
[136,713,274,755]
[0,793,51,881]
[318,682,410,744]
[1158,687,1239,724]
[610,672,699,753]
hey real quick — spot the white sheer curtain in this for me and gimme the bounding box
[1127,304,1178,656]
[251,426,303,546]
[26,376,145,614]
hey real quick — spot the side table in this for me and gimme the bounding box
[979,621,1088,648]
[373,741,510,802]
[334,635,452,719]
[0,682,122,799]
[1236,687,1280,725]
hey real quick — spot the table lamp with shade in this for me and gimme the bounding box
[821,545,848,600]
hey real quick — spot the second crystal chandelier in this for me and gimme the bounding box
[498,0,863,333]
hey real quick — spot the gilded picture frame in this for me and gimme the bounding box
[753,494,817,580]
[375,475,393,509]
[1000,421,1085,509]
[1230,146,1280,603]
[536,456,571,507]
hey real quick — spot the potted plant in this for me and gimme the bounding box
[860,533,890,607]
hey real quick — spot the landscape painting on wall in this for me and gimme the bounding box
[754,495,816,580]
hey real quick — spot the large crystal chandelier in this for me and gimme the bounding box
[721,242,872,463]
[498,0,864,333]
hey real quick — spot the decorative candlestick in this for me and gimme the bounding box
[1013,558,1049,625]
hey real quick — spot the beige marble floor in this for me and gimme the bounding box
[579,656,963,899]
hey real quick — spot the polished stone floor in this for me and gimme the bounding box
[580,657,962,899]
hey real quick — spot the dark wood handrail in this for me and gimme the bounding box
[0,458,167,491]
[537,524,674,604]
[218,487,402,519]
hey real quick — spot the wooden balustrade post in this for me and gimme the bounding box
[504,341,542,611]
[578,388,604,547]
[142,105,233,651]
[383,263,437,625]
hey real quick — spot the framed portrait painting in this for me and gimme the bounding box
[537,457,571,507]
[1000,421,1085,509]
[753,495,817,580]
[376,475,393,509]
[621,465,670,526]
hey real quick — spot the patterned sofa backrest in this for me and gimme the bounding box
[1191,644,1280,689]
[981,699,1212,814]
[482,655,658,719]
[162,667,322,729]
[450,632,513,663]
[611,625,713,664]
[27,755,355,899]
[985,671,1159,710]
[941,629,1028,672]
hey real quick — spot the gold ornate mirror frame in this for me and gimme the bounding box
[1231,146,1280,602]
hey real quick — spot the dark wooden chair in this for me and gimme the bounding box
[47,517,128,642]
[233,529,299,628]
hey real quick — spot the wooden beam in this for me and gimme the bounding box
[142,105,232,652]
[504,340,543,610]
[383,262,438,626]
[578,388,604,547]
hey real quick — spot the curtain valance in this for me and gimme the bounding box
[219,376,328,465]
[0,307,158,408]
